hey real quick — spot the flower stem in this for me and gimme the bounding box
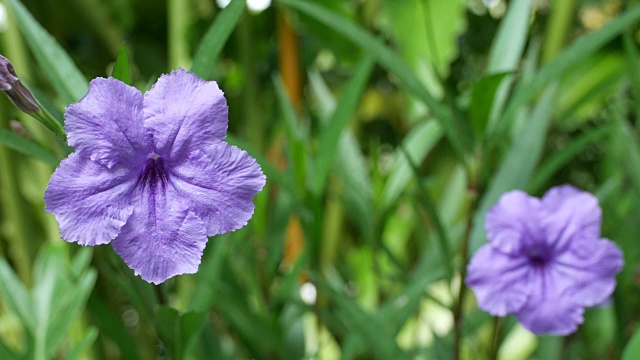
[490,316,504,360]
[168,0,191,69]
[453,181,479,360]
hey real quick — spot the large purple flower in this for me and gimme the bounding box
[45,69,266,284]
[465,185,623,335]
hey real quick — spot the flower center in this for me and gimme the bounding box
[137,153,168,190]
[527,251,550,268]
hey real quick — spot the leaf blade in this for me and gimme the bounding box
[191,0,246,79]
[5,0,88,104]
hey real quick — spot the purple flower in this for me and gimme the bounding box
[0,54,40,114]
[44,69,266,284]
[465,185,623,335]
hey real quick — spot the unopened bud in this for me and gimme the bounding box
[0,54,40,114]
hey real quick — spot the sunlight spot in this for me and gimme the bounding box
[299,282,317,305]
[247,0,271,13]
[0,3,7,32]
[216,0,231,8]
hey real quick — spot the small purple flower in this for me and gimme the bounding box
[0,54,40,114]
[45,69,266,284]
[465,185,623,335]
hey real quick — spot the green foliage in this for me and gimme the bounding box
[112,45,132,85]
[2,0,640,359]
[0,246,97,359]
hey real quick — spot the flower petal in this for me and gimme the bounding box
[143,69,228,161]
[168,142,266,236]
[515,265,585,335]
[540,185,602,251]
[485,190,542,254]
[553,237,623,307]
[44,153,136,246]
[465,245,531,316]
[65,78,148,168]
[111,186,208,284]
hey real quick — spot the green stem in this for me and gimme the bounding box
[453,179,479,360]
[541,0,577,63]
[168,0,192,70]
[0,97,33,282]
[320,176,344,272]
[237,12,264,150]
[490,316,504,360]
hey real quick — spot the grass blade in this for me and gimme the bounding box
[279,0,472,158]
[0,259,35,332]
[112,45,132,85]
[0,128,59,166]
[191,0,246,79]
[487,0,532,73]
[381,121,443,210]
[5,0,88,104]
[527,125,612,194]
[313,56,373,195]
[494,6,640,141]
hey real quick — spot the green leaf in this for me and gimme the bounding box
[624,32,640,116]
[214,282,288,358]
[308,69,374,237]
[623,327,640,360]
[470,72,511,138]
[611,96,640,199]
[312,274,408,360]
[191,0,246,79]
[279,0,472,158]
[0,128,59,166]
[0,339,20,360]
[398,144,452,279]
[5,0,89,104]
[0,259,35,332]
[86,296,141,360]
[494,5,640,140]
[46,270,97,357]
[180,312,206,358]
[486,0,532,73]
[384,0,467,96]
[70,247,94,279]
[63,327,98,360]
[470,86,558,252]
[313,56,373,195]
[381,121,443,209]
[273,76,307,194]
[112,45,132,85]
[528,125,612,194]
[157,307,181,358]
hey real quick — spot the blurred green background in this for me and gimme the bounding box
[1,0,640,358]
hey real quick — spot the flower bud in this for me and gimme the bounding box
[0,54,40,114]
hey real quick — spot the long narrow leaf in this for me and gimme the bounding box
[191,0,246,79]
[278,0,472,158]
[5,0,88,104]
[313,56,373,194]
[381,121,443,209]
[112,45,132,85]
[0,260,35,332]
[528,125,612,194]
[494,6,640,140]
[0,128,59,166]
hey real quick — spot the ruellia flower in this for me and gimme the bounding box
[465,185,623,335]
[0,54,40,114]
[45,69,266,284]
